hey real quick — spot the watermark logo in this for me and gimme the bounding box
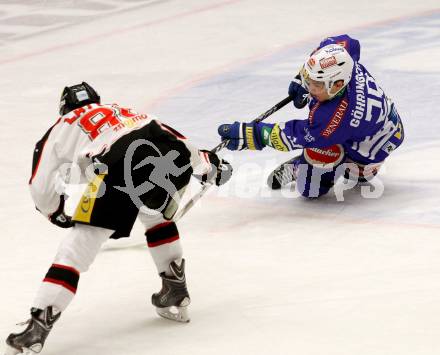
[114,139,191,214]
[56,141,387,216]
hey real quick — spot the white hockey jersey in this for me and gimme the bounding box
[29,103,210,218]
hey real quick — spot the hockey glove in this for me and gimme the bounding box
[217,121,264,151]
[194,150,233,186]
[288,74,309,109]
[49,195,74,228]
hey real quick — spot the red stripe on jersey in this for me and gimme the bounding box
[147,235,179,248]
[159,122,187,139]
[43,278,77,294]
[308,102,320,125]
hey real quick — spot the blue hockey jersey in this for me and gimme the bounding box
[256,34,404,164]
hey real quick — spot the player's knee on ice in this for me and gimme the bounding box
[296,145,345,198]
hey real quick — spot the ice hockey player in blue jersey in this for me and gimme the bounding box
[218,35,404,197]
[218,34,404,198]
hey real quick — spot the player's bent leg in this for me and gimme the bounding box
[267,153,302,190]
[33,224,113,311]
[140,214,190,322]
[344,159,383,184]
[142,216,183,275]
[5,225,113,355]
[297,144,345,198]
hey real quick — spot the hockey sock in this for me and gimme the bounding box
[145,221,183,276]
[33,264,80,311]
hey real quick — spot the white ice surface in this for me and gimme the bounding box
[1,1,440,354]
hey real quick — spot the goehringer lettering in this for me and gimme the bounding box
[350,63,366,128]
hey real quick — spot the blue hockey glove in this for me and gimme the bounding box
[288,75,309,109]
[217,121,264,151]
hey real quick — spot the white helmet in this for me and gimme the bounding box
[300,44,354,98]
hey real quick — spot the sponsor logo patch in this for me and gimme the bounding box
[269,124,288,152]
[394,122,403,140]
[381,141,397,154]
[325,47,344,54]
[73,173,106,223]
[301,65,310,82]
[321,98,349,138]
[320,56,337,69]
[337,40,348,49]
[261,126,271,146]
[304,144,344,166]
[245,126,257,150]
[303,127,315,143]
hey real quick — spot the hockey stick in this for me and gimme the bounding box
[173,96,293,221]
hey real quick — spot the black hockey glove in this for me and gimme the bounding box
[288,74,309,109]
[194,150,233,186]
[49,195,74,228]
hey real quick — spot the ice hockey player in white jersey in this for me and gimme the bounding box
[4,82,232,355]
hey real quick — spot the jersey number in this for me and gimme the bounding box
[79,108,121,140]
[67,106,137,140]
[365,73,387,124]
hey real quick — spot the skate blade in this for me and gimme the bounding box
[4,344,42,355]
[156,297,190,323]
[4,345,20,355]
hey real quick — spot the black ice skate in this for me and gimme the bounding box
[5,307,60,355]
[267,154,301,190]
[152,259,190,323]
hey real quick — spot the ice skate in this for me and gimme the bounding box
[267,154,301,190]
[4,307,60,355]
[152,259,190,323]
